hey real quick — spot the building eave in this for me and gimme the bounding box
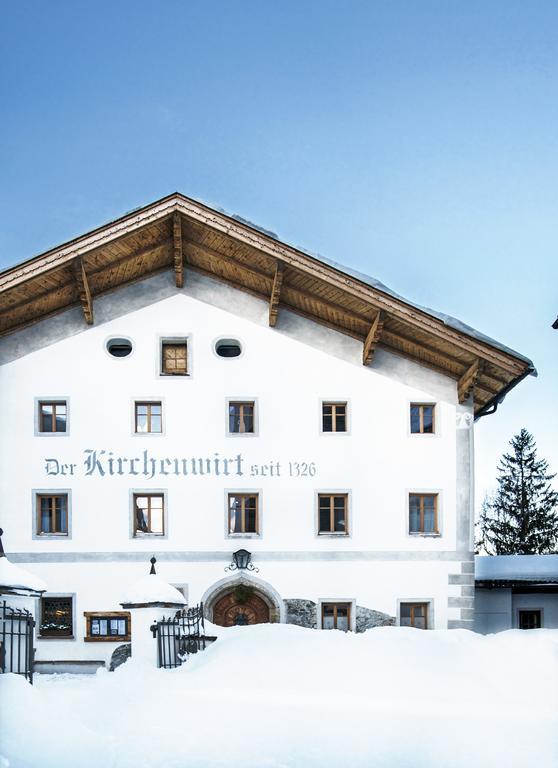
[0,192,535,415]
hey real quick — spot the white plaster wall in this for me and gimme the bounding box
[0,271,473,658]
[474,588,558,632]
[474,589,512,633]
[23,559,461,662]
[511,592,558,629]
[0,272,460,554]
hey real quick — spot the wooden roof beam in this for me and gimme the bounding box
[269,261,284,327]
[173,212,184,288]
[458,359,481,403]
[73,258,93,325]
[363,310,385,365]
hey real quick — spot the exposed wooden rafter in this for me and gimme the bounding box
[173,212,184,288]
[363,310,385,365]
[458,359,481,403]
[268,261,284,327]
[0,193,533,416]
[73,258,93,325]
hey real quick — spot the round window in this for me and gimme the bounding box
[215,338,242,358]
[106,337,133,358]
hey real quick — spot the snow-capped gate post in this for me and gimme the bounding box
[120,557,186,668]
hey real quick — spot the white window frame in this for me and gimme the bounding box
[34,397,70,437]
[319,399,351,436]
[32,489,72,540]
[318,598,356,632]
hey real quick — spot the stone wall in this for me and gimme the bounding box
[355,606,395,633]
[285,599,395,632]
[284,599,317,629]
[109,643,131,671]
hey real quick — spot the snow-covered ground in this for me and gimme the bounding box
[1,624,557,768]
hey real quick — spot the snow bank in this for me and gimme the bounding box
[120,573,186,606]
[476,554,558,582]
[1,625,557,768]
[0,557,46,594]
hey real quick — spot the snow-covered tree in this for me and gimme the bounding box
[476,428,558,555]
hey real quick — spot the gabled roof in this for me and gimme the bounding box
[0,192,535,416]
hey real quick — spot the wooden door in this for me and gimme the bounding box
[213,591,270,627]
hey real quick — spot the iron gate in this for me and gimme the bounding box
[151,602,206,669]
[0,600,35,683]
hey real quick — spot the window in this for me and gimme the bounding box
[36,494,68,535]
[321,603,351,631]
[133,493,164,535]
[84,612,131,641]
[161,340,188,375]
[135,402,162,433]
[228,402,255,434]
[318,494,348,535]
[518,610,542,630]
[410,404,435,434]
[38,401,67,433]
[106,337,133,358]
[409,493,439,534]
[322,402,347,433]
[215,338,242,358]
[400,602,428,629]
[40,596,73,638]
[228,494,259,535]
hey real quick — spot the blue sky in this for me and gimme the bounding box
[1,0,556,510]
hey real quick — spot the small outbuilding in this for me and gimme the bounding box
[474,554,558,633]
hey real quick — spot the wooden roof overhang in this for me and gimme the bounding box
[0,193,534,418]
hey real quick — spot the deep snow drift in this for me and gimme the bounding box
[1,624,557,768]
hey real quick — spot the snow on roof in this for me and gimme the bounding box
[121,573,187,606]
[475,554,558,582]
[0,556,47,594]
[202,196,535,370]
[95,194,535,372]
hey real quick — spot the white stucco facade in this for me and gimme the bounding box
[0,270,476,665]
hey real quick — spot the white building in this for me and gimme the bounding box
[475,555,558,633]
[0,193,534,669]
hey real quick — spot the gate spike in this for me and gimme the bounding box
[149,556,157,575]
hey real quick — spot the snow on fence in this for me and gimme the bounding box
[0,599,35,683]
[150,602,207,669]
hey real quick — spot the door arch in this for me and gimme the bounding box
[213,588,270,627]
[202,573,284,625]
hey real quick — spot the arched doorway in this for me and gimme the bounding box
[202,573,284,626]
[213,587,270,627]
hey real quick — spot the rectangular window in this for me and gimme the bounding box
[84,612,131,641]
[38,401,67,433]
[409,493,438,534]
[228,402,255,434]
[410,404,435,434]
[400,602,428,629]
[36,494,68,535]
[318,494,348,535]
[228,494,259,535]
[161,341,188,375]
[322,402,347,433]
[134,493,164,535]
[321,602,351,631]
[40,596,73,638]
[135,401,162,433]
[518,610,542,630]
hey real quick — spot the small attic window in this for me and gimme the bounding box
[106,338,133,358]
[215,339,242,358]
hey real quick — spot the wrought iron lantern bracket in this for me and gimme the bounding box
[225,549,259,573]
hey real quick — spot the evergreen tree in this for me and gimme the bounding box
[476,428,558,555]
